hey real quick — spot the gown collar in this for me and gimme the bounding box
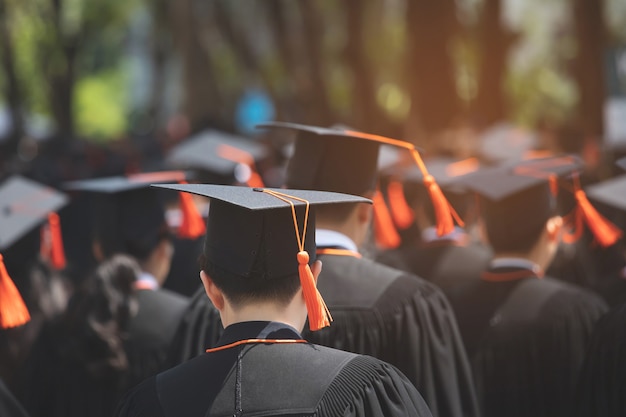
[215,321,303,348]
[315,228,359,252]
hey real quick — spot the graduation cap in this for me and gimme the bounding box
[478,122,554,165]
[166,129,267,187]
[258,121,461,244]
[0,176,67,328]
[384,157,482,231]
[64,171,205,261]
[153,183,371,331]
[512,156,622,248]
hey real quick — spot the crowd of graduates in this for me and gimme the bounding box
[1,120,626,416]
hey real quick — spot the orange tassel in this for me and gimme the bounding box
[246,171,265,188]
[0,254,30,329]
[386,180,414,230]
[177,181,206,239]
[40,213,66,270]
[573,189,622,247]
[297,251,332,331]
[422,174,464,237]
[372,190,401,249]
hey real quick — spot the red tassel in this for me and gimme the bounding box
[0,254,30,329]
[372,190,401,249]
[40,213,66,270]
[387,180,414,230]
[297,251,332,331]
[177,181,206,239]
[574,189,622,247]
[422,175,464,236]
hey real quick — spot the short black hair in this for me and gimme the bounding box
[200,253,301,308]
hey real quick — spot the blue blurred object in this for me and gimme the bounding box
[235,90,275,135]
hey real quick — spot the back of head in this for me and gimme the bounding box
[60,255,139,380]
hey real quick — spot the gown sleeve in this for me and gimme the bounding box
[115,376,165,417]
[318,356,434,417]
[0,379,29,417]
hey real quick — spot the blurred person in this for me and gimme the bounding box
[0,176,71,390]
[375,157,492,309]
[20,172,192,417]
[454,162,608,417]
[117,184,433,417]
[256,122,480,417]
[163,129,268,297]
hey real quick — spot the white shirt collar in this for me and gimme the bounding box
[315,229,359,252]
[136,271,160,290]
[490,257,541,273]
[421,226,466,243]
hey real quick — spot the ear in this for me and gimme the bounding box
[92,241,105,262]
[200,270,225,311]
[546,216,563,242]
[357,203,373,224]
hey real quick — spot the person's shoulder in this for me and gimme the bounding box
[115,376,163,417]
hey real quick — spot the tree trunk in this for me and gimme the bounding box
[405,0,459,137]
[572,0,606,139]
[0,0,24,155]
[474,0,513,128]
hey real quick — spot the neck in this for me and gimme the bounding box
[221,295,307,333]
[493,243,551,271]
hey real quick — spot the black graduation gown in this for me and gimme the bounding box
[376,237,492,308]
[304,251,480,417]
[126,288,189,387]
[117,321,433,417]
[574,303,626,417]
[18,288,189,417]
[454,265,608,417]
[165,287,223,366]
[0,379,28,417]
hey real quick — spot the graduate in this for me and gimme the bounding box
[255,122,480,417]
[454,161,609,417]
[117,184,432,417]
[0,176,70,390]
[376,157,492,307]
[21,172,192,417]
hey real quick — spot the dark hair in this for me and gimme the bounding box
[60,255,139,379]
[314,202,359,225]
[200,252,301,308]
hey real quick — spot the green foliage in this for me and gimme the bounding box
[74,69,128,140]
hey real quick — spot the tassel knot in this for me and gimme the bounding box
[297,251,309,264]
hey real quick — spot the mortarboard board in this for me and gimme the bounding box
[478,122,551,165]
[154,183,371,331]
[0,176,67,329]
[166,130,268,186]
[0,176,68,251]
[64,171,204,260]
[586,174,626,214]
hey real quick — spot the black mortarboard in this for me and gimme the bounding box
[154,183,371,330]
[586,174,626,213]
[257,122,383,195]
[166,130,268,185]
[0,176,68,251]
[64,171,192,260]
[478,123,548,165]
[400,157,482,192]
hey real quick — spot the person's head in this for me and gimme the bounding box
[65,173,187,284]
[465,168,563,268]
[156,184,370,331]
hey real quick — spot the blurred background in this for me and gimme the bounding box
[0,0,625,182]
